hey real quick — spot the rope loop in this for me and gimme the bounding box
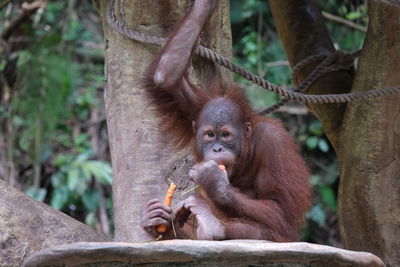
[106,0,400,114]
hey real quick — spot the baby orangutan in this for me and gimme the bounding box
[141,0,311,241]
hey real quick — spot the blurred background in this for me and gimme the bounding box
[0,0,367,245]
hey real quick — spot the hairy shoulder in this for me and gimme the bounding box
[251,115,289,143]
[250,115,303,165]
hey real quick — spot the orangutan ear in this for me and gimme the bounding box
[244,122,252,138]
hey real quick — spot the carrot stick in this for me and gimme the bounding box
[218,164,226,172]
[156,182,176,234]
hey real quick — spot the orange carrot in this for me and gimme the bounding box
[156,182,176,233]
[218,164,226,172]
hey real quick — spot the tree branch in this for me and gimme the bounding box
[322,11,367,33]
[1,0,47,40]
[0,0,14,11]
[265,60,289,68]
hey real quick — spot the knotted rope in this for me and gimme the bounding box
[106,0,400,113]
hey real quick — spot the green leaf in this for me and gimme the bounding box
[67,168,80,190]
[50,187,69,210]
[83,161,112,185]
[318,139,330,153]
[26,186,47,202]
[16,51,32,67]
[246,42,257,52]
[310,175,320,186]
[80,163,92,180]
[320,187,337,211]
[51,173,63,187]
[325,162,339,186]
[306,136,319,150]
[0,59,7,71]
[12,116,24,127]
[72,152,90,166]
[54,154,69,166]
[308,120,323,135]
[248,54,257,65]
[82,190,100,212]
[85,212,97,228]
[19,132,31,151]
[307,204,326,227]
[339,6,348,16]
[346,11,362,20]
[74,133,90,146]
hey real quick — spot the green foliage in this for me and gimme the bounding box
[0,1,112,235]
[16,49,75,156]
[231,0,269,24]
[50,152,111,213]
[319,0,367,51]
[232,8,291,111]
[26,186,47,202]
[308,204,326,227]
[299,120,331,153]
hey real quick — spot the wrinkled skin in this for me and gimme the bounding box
[195,98,251,177]
[140,199,172,236]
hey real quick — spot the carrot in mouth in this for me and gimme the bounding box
[218,164,226,172]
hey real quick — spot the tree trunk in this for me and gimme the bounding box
[97,0,232,242]
[269,0,400,265]
[268,0,354,149]
[338,1,400,266]
[0,180,108,266]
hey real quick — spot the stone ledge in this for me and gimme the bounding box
[22,240,384,267]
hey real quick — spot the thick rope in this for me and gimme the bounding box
[106,0,400,110]
[258,50,359,114]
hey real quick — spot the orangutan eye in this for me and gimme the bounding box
[222,131,230,137]
[206,131,215,138]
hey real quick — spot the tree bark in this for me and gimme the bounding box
[97,0,232,242]
[269,0,400,265]
[0,180,108,266]
[338,1,400,266]
[269,0,354,149]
